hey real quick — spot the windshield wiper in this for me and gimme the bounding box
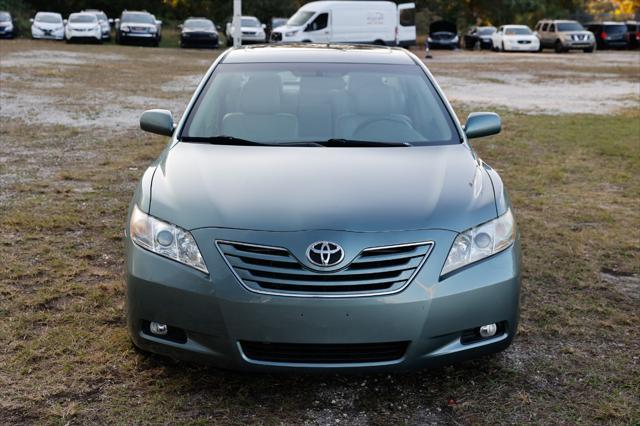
[296,139,412,148]
[179,135,275,146]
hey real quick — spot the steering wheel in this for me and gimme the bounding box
[352,117,413,139]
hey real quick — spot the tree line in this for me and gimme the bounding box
[1,0,638,30]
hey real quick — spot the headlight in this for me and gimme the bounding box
[129,205,208,273]
[452,35,459,43]
[149,27,157,33]
[441,209,515,276]
[427,37,433,42]
[121,25,130,32]
[285,30,298,37]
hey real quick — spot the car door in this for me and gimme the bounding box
[397,3,416,46]
[539,22,549,46]
[304,12,329,43]
[493,26,503,48]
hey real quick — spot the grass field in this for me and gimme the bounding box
[1,40,639,424]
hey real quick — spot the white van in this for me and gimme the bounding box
[270,1,416,47]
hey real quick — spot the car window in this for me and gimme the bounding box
[69,14,97,24]
[399,8,415,27]
[288,11,314,27]
[505,27,532,35]
[549,23,556,32]
[307,13,328,31]
[477,27,495,35]
[557,22,583,31]
[122,13,155,24]
[36,13,62,23]
[181,63,458,146]
[185,19,214,30]
[241,18,259,27]
[605,24,627,34]
[0,12,10,21]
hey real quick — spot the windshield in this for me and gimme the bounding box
[69,14,97,24]
[241,18,259,27]
[477,27,496,35]
[185,19,214,30]
[288,11,314,26]
[122,13,155,24]
[605,24,627,33]
[36,14,62,23]
[181,63,458,146]
[0,12,10,22]
[96,12,107,21]
[505,27,532,35]
[557,22,584,31]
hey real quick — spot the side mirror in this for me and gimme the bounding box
[30,18,34,23]
[464,112,501,139]
[261,23,266,29]
[156,20,162,26]
[108,18,114,24]
[140,109,175,136]
[216,24,221,31]
[178,24,183,29]
[63,19,68,25]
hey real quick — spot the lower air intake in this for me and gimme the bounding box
[240,340,410,364]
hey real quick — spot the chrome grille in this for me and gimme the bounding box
[217,240,433,297]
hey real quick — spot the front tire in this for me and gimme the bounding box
[554,40,565,53]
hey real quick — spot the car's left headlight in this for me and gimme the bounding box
[441,209,516,276]
[129,205,208,273]
[285,30,298,37]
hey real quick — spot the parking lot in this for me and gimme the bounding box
[1,39,639,423]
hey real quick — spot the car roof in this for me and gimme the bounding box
[503,25,529,28]
[222,45,416,65]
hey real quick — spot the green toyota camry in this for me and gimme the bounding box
[126,45,521,371]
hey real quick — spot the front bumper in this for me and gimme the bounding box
[428,40,458,49]
[119,31,158,44]
[181,33,219,46]
[67,31,101,41]
[239,33,266,43]
[561,39,595,49]
[504,42,539,51]
[32,30,64,40]
[126,228,521,371]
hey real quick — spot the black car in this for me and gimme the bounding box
[180,17,219,48]
[626,21,639,49]
[463,26,496,50]
[586,22,629,49]
[428,20,459,49]
[0,11,17,39]
[116,10,161,46]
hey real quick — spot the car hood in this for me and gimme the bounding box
[148,143,498,233]
[504,34,537,40]
[430,20,457,34]
[124,22,155,29]
[68,23,98,29]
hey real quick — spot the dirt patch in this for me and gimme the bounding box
[424,50,640,114]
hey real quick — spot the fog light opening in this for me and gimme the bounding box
[150,322,168,336]
[479,323,498,338]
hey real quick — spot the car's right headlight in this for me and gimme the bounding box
[285,30,298,37]
[441,209,516,277]
[121,25,130,32]
[129,205,208,273]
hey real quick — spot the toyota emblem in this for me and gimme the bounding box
[306,241,344,267]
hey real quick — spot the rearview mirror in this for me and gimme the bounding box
[464,112,501,139]
[140,109,175,136]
